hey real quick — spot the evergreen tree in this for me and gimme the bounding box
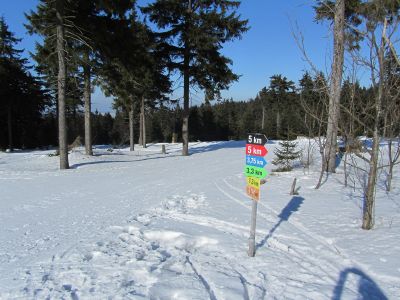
[26,0,71,168]
[72,0,139,155]
[266,75,296,139]
[27,0,139,157]
[0,17,48,150]
[272,140,301,172]
[97,8,171,151]
[142,0,248,155]
[299,72,328,137]
[0,17,24,151]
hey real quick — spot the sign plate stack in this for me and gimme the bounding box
[244,133,268,201]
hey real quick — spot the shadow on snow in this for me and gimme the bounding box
[70,153,178,169]
[256,196,304,250]
[332,267,388,300]
[188,140,245,155]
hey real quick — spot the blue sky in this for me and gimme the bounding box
[1,0,333,113]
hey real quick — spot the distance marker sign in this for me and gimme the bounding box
[246,186,260,201]
[245,144,268,157]
[246,155,267,168]
[247,133,268,145]
[245,133,268,257]
[244,165,267,179]
[244,133,268,201]
[246,176,260,189]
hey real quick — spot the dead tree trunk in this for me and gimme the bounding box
[324,0,345,173]
[56,0,69,169]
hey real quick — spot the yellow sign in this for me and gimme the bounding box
[246,185,260,201]
[246,177,260,189]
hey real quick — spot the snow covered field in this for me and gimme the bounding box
[0,140,399,299]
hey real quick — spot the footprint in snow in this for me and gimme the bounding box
[161,193,207,213]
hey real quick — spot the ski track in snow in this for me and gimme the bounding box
[0,141,399,299]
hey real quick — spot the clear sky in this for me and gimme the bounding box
[1,0,333,113]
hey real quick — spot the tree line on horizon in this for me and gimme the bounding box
[0,70,396,148]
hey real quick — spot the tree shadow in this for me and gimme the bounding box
[332,267,388,300]
[189,140,245,155]
[257,196,304,250]
[336,152,344,169]
[70,153,177,169]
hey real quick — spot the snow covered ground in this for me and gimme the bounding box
[0,140,399,299]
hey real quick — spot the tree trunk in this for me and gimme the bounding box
[386,140,393,191]
[84,52,92,156]
[385,139,399,192]
[262,106,265,130]
[362,25,386,230]
[182,55,190,156]
[324,0,345,173]
[315,137,326,189]
[182,0,191,156]
[7,104,13,152]
[129,101,135,151]
[363,129,379,230]
[139,110,143,146]
[276,110,280,139]
[141,96,146,148]
[344,151,348,187]
[56,0,69,169]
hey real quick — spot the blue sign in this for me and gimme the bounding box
[245,155,267,168]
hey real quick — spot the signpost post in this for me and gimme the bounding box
[245,133,268,257]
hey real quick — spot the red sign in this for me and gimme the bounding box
[245,144,268,157]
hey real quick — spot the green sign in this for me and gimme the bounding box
[244,165,267,179]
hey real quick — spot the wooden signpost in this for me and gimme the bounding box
[244,133,268,257]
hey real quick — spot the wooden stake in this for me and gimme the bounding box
[290,178,298,195]
[248,199,258,257]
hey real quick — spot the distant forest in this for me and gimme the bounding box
[1,71,394,149]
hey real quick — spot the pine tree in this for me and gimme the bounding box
[0,17,24,151]
[267,75,296,139]
[142,0,248,156]
[272,140,301,172]
[27,0,143,159]
[26,0,71,168]
[0,17,48,151]
[97,12,171,151]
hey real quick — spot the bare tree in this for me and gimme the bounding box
[346,1,400,229]
[292,21,337,189]
[383,50,400,191]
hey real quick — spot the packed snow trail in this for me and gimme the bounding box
[0,141,399,299]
